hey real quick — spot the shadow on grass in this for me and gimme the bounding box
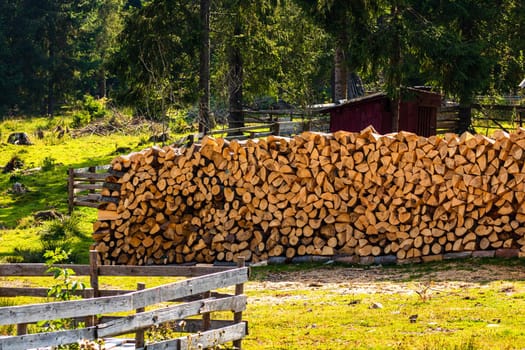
[0,156,113,264]
[250,258,525,285]
[0,154,113,227]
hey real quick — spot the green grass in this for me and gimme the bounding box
[3,261,525,349]
[0,115,161,262]
[242,263,525,349]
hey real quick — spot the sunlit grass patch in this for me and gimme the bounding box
[242,278,525,349]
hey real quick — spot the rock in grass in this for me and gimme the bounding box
[7,132,32,145]
[34,210,64,221]
[369,302,383,309]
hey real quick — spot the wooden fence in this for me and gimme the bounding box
[207,119,309,140]
[67,165,113,213]
[0,251,249,349]
[437,103,525,134]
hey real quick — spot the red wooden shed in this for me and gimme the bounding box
[325,88,441,136]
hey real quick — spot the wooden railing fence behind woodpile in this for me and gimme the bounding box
[67,165,112,213]
[437,104,525,135]
[436,106,461,134]
[0,251,248,350]
[207,119,309,140]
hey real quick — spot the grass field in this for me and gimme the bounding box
[1,114,525,349]
[241,260,525,349]
[1,260,525,349]
[0,114,161,262]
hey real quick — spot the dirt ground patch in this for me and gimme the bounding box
[247,261,525,299]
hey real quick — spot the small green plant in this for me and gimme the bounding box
[71,110,92,129]
[77,339,105,349]
[44,248,85,301]
[41,156,56,171]
[146,320,188,344]
[39,215,82,257]
[11,247,45,263]
[37,249,86,349]
[82,95,107,120]
[414,280,434,302]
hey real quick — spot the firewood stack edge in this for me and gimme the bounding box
[93,127,525,265]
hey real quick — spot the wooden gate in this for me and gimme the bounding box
[0,253,249,349]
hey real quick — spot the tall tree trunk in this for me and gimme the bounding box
[47,39,55,116]
[457,102,473,134]
[97,68,106,98]
[333,38,347,103]
[391,94,400,133]
[199,0,212,135]
[389,4,401,132]
[228,21,244,134]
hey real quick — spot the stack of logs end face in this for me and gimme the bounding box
[93,127,525,265]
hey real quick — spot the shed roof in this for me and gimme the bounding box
[318,92,387,113]
[321,88,442,112]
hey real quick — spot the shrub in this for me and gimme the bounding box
[71,95,109,128]
[82,95,107,120]
[71,110,91,128]
[41,156,56,171]
[3,155,24,173]
[38,216,83,261]
[16,215,37,229]
[36,249,86,349]
[171,117,190,134]
[11,248,45,263]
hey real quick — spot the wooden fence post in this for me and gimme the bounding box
[16,324,27,336]
[87,250,100,327]
[271,122,279,136]
[88,166,96,195]
[233,257,245,350]
[89,250,100,298]
[136,282,146,348]
[67,168,75,214]
[202,290,211,331]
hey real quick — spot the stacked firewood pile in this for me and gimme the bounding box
[93,127,525,265]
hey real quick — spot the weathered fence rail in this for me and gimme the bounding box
[437,104,525,134]
[67,165,112,213]
[0,251,249,349]
[207,119,309,140]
